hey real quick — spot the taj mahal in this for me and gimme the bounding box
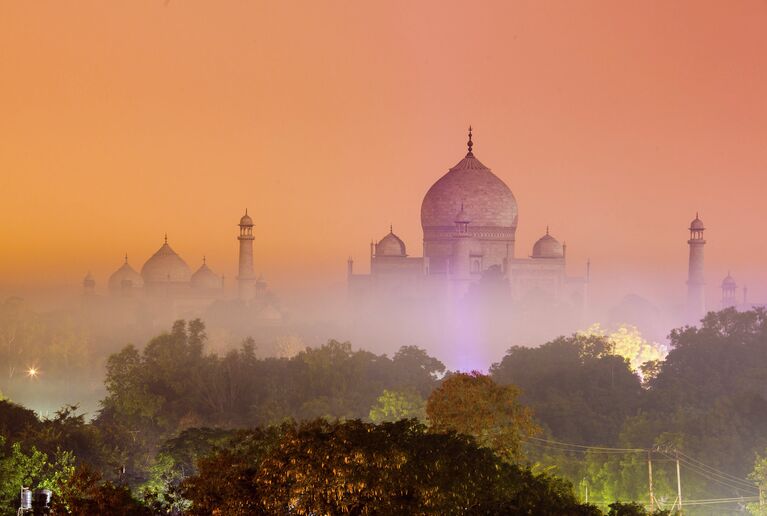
[347,128,589,314]
[77,127,753,356]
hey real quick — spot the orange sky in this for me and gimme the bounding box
[2,1,767,309]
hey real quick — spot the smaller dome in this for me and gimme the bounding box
[240,210,253,226]
[690,215,705,231]
[722,273,737,289]
[109,257,144,291]
[376,228,407,257]
[532,230,564,259]
[191,260,222,290]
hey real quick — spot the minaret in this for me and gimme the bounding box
[237,209,257,301]
[686,213,706,322]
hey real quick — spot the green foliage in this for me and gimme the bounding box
[369,389,426,423]
[182,419,600,515]
[748,451,767,515]
[491,333,643,446]
[644,308,767,487]
[53,464,150,515]
[6,310,767,513]
[97,321,445,485]
[0,400,38,439]
[426,371,539,462]
[0,436,75,516]
[578,324,667,375]
[606,501,671,515]
[139,453,190,514]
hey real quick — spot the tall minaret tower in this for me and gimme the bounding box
[237,209,257,301]
[686,213,706,322]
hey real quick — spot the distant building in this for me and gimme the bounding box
[83,211,279,323]
[721,272,737,309]
[717,272,765,312]
[348,128,588,320]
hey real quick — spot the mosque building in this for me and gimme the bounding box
[347,128,589,314]
[717,272,764,312]
[83,211,279,323]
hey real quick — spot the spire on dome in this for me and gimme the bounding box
[390,224,393,234]
[124,253,128,264]
[164,233,168,244]
[203,256,207,265]
[546,225,550,235]
[466,125,474,157]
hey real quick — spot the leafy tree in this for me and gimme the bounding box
[643,308,767,480]
[53,464,150,515]
[21,405,104,471]
[390,346,445,397]
[606,501,670,515]
[139,453,189,514]
[748,451,767,516]
[491,334,643,446]
[180,427,282,515]
[182,419,600,515]
[578,324,667,375]
[369,389,426,423]
[0,399,39,440]
[426,372,539,462]
[0,436,74,515]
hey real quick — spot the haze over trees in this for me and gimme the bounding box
[1,309,767,513]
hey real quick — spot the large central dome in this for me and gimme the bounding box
[420,152,517,230]
[141,239,192,285]
[420,131,519,274]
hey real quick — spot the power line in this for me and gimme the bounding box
[524,435,645,452]
[675,449,755,486]
[523,435,761,504]
[523,439,645,455]
[663,453,759,495]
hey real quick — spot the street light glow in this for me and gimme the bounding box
[26,367,39,378]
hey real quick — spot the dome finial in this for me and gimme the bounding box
[546,225,550,235]
[203,256,207,265]
[124,252,128,264]
[245,208,248,216]
[390,224,393,234]
[164,233,168,244]
[466,125,474,157]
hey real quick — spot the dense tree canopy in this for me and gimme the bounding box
[491,333,643,446]
[426,372,539,462]
[95,320,445,487]
[181,419,600,516]
[4,311,767,514]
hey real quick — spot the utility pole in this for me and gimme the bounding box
[676,450,683,513]
[648,450,654,513]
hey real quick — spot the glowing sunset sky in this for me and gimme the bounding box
[2,1,766,309]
